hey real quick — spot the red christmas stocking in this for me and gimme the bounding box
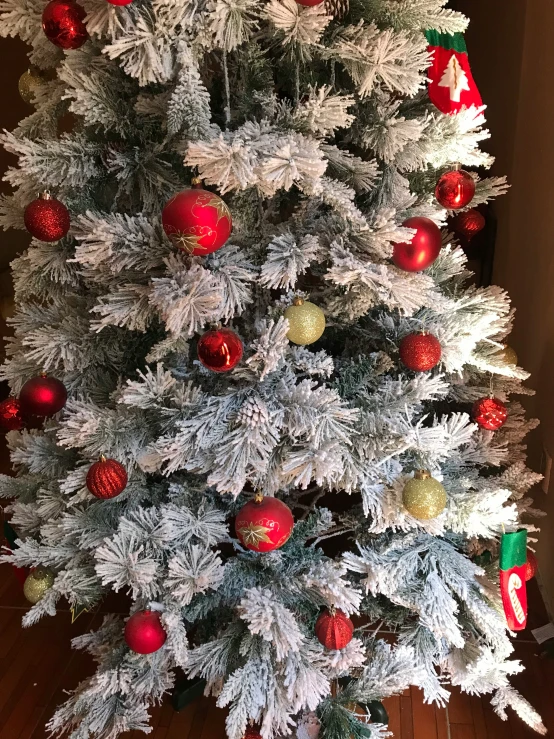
[425,31,482,115]
[499,529,528,631]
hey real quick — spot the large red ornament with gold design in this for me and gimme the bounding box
[315,608,354,650]
[472,396,507,431]
[235,494,294,552]
[162,188,232,255]
[86,456,128,499]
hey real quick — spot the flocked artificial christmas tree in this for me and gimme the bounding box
[0,0,547,737]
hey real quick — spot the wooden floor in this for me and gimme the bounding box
[0,561,553,739]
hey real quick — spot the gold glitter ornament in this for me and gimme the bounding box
[284,298,325,346]
[18,69,47,105]
[499,344,518,366]
[402,470,447,520]
[23,566,55,604]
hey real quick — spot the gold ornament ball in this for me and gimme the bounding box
[284,298,326,346]
[499,344,518,366]
[402,470,447,520]
[18,69,46,105]
[23,566,55,604]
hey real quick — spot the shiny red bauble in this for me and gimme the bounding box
[86,457,128,499]
[106,0,133,5]
[162,188,232,255]
[235,495,294,552]
[315,608,354,650]
[42,0,88,49]
[24,194,70,242]
[393,217,442,272]
[452,208,485,241]
[295,0,325,5]
[124,610,167,654]
[19,374,67,417]
[0,397,24,431]
[399,332,441,372]
[472,396,507,431]
[197,327,243,373]
[435,169,476,210]
[525,550,538,581]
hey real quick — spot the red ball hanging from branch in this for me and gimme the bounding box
[162,184,232,255]
[197,327,243,373]
[19,374,67,417]
[393,216,442,272]
[451,208,485,241]
[106,0,133,5]
[525,550,538,581]
[235,494,294,552]
[399,332,441,372]
[435,168,476,210]
[42,0,88,49]
[124,610,167,654]
[472,396,507,431]
[24,193,70,242]
[86,456,128,499]
[295,0,325,5]
[315,608,354,650]
[0,397,24,431]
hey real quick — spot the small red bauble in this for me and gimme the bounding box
[295,0,325,5]
[472,396,507,431]
[19,374,67,417]
[197,327,243,373]
[162,188,232,255]
[452,208,485,241]
[42,0,88,49]
[399,332,441,372]
[0,397,24,431]
[435,169,476,210]
[24,194,70,242]
[106,0,133,5]
[525,550,538,581]
[86,457,128,499]
[243,726,262,739]
[235,495,294,552]
[124,610,167,654]
[315,608,354,650]
[393,217,442,272]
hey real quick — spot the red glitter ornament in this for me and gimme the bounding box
[315,608,354,650]
[162,187,232,255]
[525,550,538,581]
[435,169,475,210]
[0,397,24,431]
[235,494,294,552]
[197,327,243,373]
[451,208,485,241]
[19,374,67,417]
[125,610,167,654]
[86,456,128,499]
[472,397,507,431]
[24,194,70,242]
[399,332,441,372]
[393,217,442,272]
[42,0,88,49]
[243,726,262,739]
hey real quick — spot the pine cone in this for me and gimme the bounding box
[325,0,349,19]
[237,395,270,428]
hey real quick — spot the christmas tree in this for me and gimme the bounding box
[0,0,547,737]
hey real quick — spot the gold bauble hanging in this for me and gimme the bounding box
[23,566,55,604]
[499,344,518,366]
[402,470,447,520]
[18,69,47,105]
[284,298,326,346]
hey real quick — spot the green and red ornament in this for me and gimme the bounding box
[315,607,354,650]
[42,0,88,49]
[0,397,24,431]
[435,168,475,210]
[86,456,128,499]
[393,216,442,272]
[197,326,243,372]
[399,332,441,372]
[425,31,482,115]
[472,396,507,431]
[162,181,232,255]
[24,193,70,242]
[19,373,67,417]
[125,609,167,654]
[500,529,528,631]
[235,493,294,552]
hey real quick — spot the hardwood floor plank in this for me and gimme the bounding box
[450,725,476,739]
[400,693,414,739]
[411,687,437,739]
[165,700,199,739]
[448,688,473,725]
[435,704,448,739]
[469,695,487,739]
[383,696,401,738]
[483,705,513,739]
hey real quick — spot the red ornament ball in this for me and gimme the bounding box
[24,194,70,242]
[42,0,88,49]
[525,550,538,581]
[235,495,294,552]
[86,457,128,499]
[393,217,442,272]
[124,610,167,654]
[315,608,354,650]
[106,0,133,5]
[452,208,485,241]
[162,188,232,256]
[472,396,507,431]
[435,169,476,210]
[243,727,262,739]
[399,332,441,372]
[0,397,24,431]
[19,374,67,417]
[197,327,243,373]
[295,0,325,5]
